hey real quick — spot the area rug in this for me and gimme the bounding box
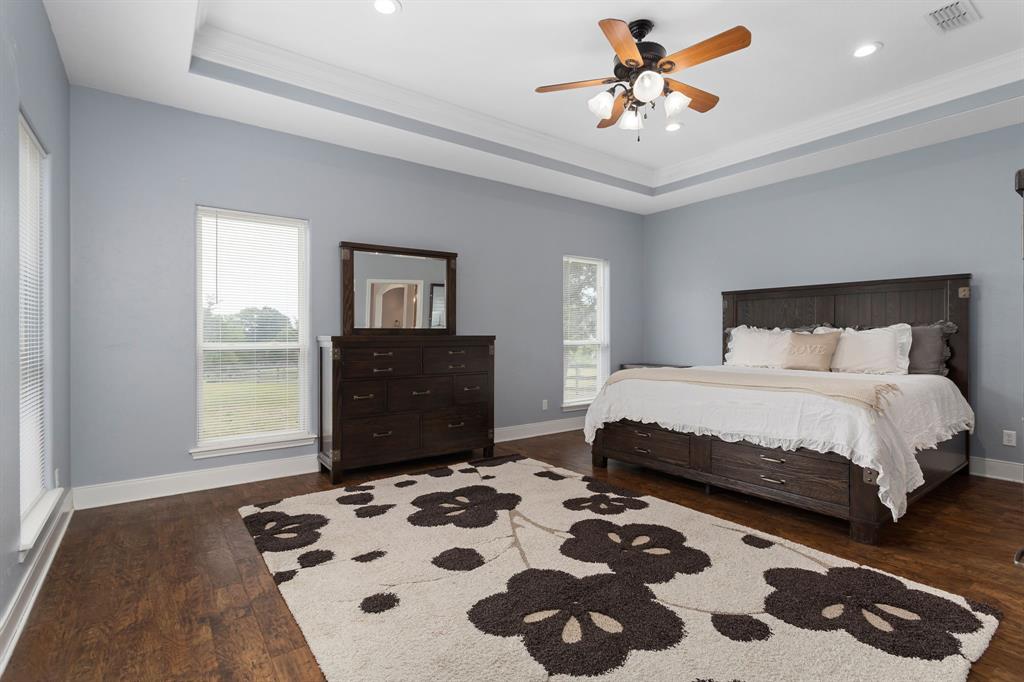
[238,455,999,681]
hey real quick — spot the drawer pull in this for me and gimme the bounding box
[448,349,466,356]
[634,447,651,455]
[372,431,393,439]
[462,385,481,392]
[634,430,651,438]
[372,351,393,358]
[411,389,432,396]
[352,393,375,400]
[759,455,786,464]
[759,475,786,485]
[448,421,465,429]
[373,367,393,374]
[448,363,466,370]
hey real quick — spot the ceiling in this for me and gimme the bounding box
[43,0,1024,214]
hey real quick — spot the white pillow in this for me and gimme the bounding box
[725,325,792,368]
[815,324,912,374]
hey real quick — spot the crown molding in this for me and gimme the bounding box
[191,24,658,187]
[654,49,1024,186]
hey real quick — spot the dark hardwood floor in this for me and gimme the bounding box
[5,431,1022,681]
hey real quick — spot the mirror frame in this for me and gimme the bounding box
[341,241,457,335]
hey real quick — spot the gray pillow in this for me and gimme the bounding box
[908,321,957,375]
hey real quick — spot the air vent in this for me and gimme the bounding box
[927,1,981,32]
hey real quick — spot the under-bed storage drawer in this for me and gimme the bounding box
[602,422,690,467]
[710,441,849,506]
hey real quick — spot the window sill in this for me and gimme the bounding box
[19,487,65,562]
[562,403,591,413]
[190,433,318,460]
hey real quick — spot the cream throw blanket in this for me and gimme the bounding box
[606,367,901,413]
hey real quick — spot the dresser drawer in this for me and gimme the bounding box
[423,345,491,374]
[453,373,489,405]
[603,422,690,467]
[342,414,419,460]
[422,405,489,451]
[339,380,387,418]
[341,347,421,379]
[387,376,452,412]
[710,441,849,506]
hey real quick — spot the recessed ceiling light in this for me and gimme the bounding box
[853,42,883,58]
[374,0,402,15]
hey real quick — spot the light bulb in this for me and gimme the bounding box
[618,109,644,131]
[374,0,402,15]
[587,90,615,120]
[664,91,691,117]
[853,42,882,58]
[631,70,665,103]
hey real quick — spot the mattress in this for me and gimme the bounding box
[584,365,974,519]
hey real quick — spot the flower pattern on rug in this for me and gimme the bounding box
[560,519,711,584]
[710,614,772,642]
[468,569,684,676]
[563,493,648,516]
[408,486,521,528]
[243,511,328,553]
[763,566,983,660]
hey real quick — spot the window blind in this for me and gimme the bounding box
[562,255,609,407]
[19,117,48,517]
[195,207,309,448]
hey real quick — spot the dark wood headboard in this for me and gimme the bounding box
[722,274,971,400]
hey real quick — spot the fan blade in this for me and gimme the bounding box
[535,77,616,93]
[596,93,627,129]
[664,79,720,113]
[658,26,751,74]
[599,19,644,68]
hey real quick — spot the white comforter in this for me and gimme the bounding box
[584,365,974,520]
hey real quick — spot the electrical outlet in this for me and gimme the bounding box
[1002,430,1017,447]
[542,399,548,411]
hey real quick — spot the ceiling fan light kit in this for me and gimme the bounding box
[536,18,751,141]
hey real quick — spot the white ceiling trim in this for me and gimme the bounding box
[191,24,658,187]
[653,48,1024,186]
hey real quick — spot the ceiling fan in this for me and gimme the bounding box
[535,19,751,138]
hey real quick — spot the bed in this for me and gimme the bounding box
[587,274,972,544]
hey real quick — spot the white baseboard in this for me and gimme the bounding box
[969,456,1024,483]
[495,415,585,443]
[71,417,587,511]
[73,453,320,510]
[0,492,74,677]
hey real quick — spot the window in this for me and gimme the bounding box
[193,207,312,456]
[562,255,609,408]
[19,116,52,524]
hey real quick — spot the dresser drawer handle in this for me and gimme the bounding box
[759,475,786,485]
[352,393,375,401]
[759,455,786,464]
[447,421,465,429]
[372,431,393,439]
[448,349,466,356]
[634,447,651,455]
[448,363,466,370]
[411,389,432,396]
[634,430,651,438]
[372,351,393,358]
[373,367,393,374]
[462,385,481,392]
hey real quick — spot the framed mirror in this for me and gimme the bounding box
[341,242,456,335]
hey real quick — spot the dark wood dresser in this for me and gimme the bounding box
[318,335,495,483]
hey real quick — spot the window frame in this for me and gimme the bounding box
[190,206,314,458]
[18,112,61,557]
[561,255,611,410]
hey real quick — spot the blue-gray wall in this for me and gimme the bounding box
[0,0,71,626]
[69,87,645,486]
[643,124,1024,465]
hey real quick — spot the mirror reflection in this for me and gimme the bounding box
[353,251,447,329]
